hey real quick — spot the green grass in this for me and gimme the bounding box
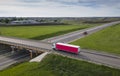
[0,24,98,40]
[0,54,120,76]
[71,24,120,55]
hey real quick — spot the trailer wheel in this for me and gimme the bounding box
[53,48,57,50]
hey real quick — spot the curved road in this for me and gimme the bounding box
[0,21,120,69]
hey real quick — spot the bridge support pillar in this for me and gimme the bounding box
[16,46,21,51]
[27,49,43,59]
[29,50,33,59]
[11,46,15,53]
[35,51,39,56]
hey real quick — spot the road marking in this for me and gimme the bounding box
[0,54,29,66]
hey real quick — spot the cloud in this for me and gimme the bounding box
[0,0,120,17]
[17,0,41,3]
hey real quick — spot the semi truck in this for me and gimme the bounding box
[52,42,80,54]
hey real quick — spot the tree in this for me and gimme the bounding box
[4,19,10,23]
[54,20,58,23]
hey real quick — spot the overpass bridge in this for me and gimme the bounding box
[0,36,52,58]
[0,21,120,69]
[1,21,120,54]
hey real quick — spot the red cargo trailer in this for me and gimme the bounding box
[52,42,80,54]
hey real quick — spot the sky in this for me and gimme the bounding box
[0,0,120,17]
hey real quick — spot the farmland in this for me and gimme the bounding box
[0,54,120,76]
[71,24,120,55]
[0,24,99,40]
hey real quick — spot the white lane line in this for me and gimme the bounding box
[0,54,28,66]
[45,21,120,43]
[50,32,84,42]
[49,24,110,42]
[0,56,30,70]
[0,52,12,60]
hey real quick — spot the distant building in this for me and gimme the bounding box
[10,20,39,24]
[0,22,5,25]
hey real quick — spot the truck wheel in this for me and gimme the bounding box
[53,48,56,50]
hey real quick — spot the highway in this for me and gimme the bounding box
[52,49,120,69]
[0,21,120,69]
[44,21,120,69]
[42,21,120,43]
[0,49,29,70]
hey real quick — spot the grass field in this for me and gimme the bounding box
[0,24,98,40]
[0,54,120,76]
[71,24,120,55]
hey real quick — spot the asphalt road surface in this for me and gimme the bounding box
[0,36,51,51]
[42,21,120,43]
[0,49,29,70]
[45,21,120,69]
[0,21,120,69]
[52,49,120,69]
